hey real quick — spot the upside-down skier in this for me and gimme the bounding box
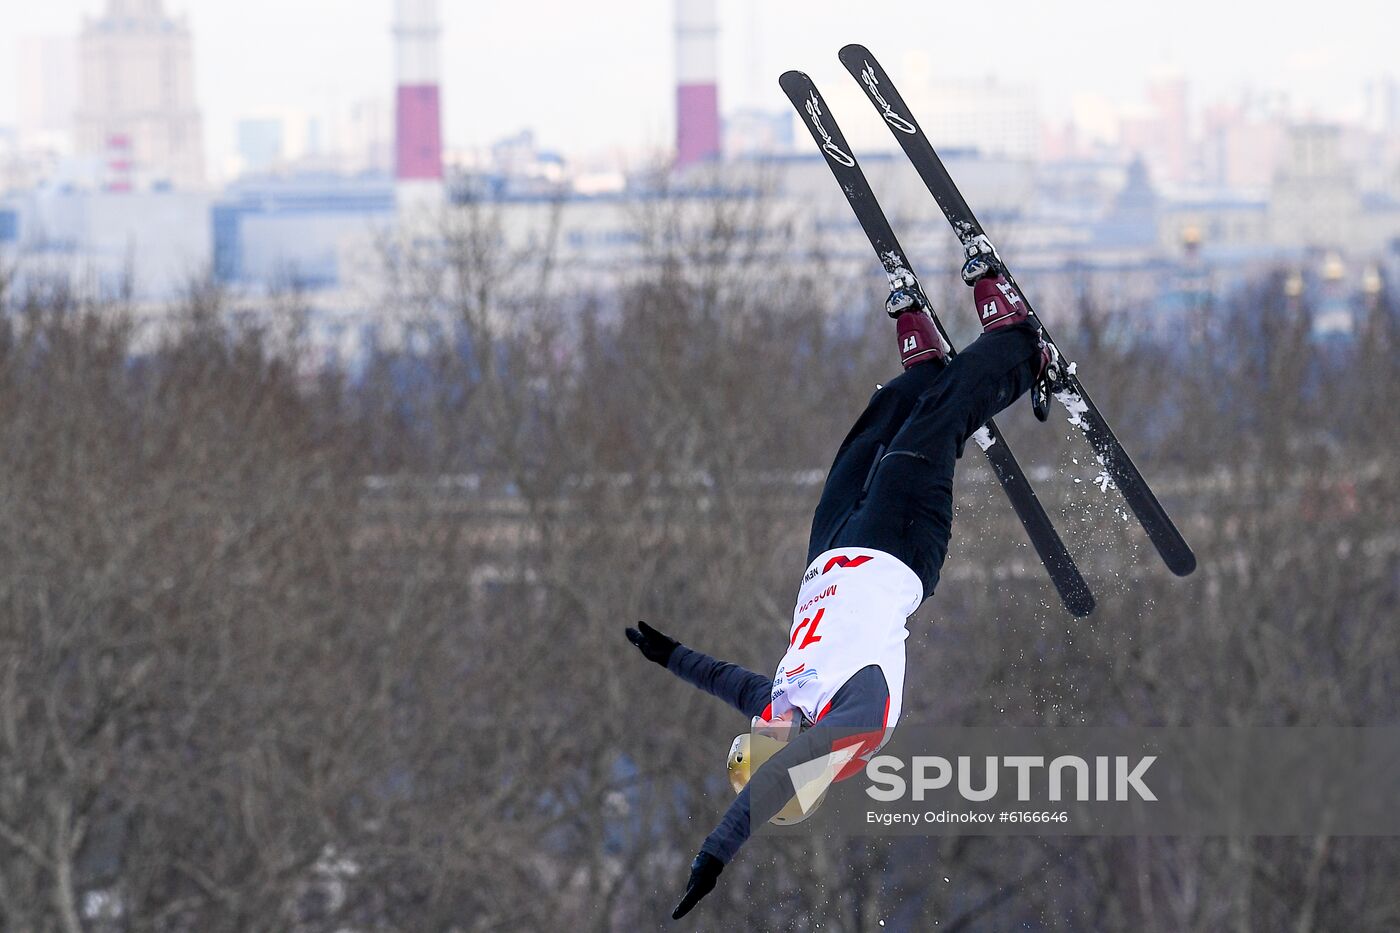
[625,251,1061,919]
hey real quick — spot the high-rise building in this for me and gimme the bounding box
[724,109,793,157]
[1363,77,1400,137]
[236,119,286,176]
[1201,96,1285,193]
[1119,75,1190,187]
[17,36,79,148]
[897,57,1038,160]
[75,0,205,190]
[344,98,395,176]
[1147,77,1189,183]
[1269,124,1361,249]
[234,110,330,177]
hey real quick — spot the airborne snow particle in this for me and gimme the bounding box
[1055,389,1090,427]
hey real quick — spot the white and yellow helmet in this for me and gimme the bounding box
[725,716,831,825]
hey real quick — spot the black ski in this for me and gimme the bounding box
[780,70,1095,617]
[838,45,1197,578]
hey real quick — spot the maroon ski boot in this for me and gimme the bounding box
[962,249,1033,332]
[886,285,947,370]
[961,247,1063,421]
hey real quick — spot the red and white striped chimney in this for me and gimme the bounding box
[394,0,443,206]
[675,0,720,168]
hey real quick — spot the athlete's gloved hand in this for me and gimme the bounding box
[672,851,723,920]
[625,621,679,667]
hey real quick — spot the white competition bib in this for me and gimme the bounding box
[768,548,921,740]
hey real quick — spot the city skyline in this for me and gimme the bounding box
[2,0,1396,173]
[4,0,1399,310]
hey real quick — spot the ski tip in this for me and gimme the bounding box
[1067,591,1096,618]
[1055,572,1096,617]
[1168,548,1197,577]
[839,43,873,62]
[778,70,813,98]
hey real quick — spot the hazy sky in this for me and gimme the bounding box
[0,0,1390,165]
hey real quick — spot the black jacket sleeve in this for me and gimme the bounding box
[665,645,772,718]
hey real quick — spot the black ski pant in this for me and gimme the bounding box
[807,323,1042,602]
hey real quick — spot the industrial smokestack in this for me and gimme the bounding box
[394,0,443,207]
[674,0,720,168]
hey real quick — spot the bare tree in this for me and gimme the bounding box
[0,192,1396,931]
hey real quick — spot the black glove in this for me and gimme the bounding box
[672,851,723,920]
[625,620,679,667]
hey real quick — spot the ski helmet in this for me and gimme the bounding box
[725,715,830,825]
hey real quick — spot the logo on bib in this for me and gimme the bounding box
[822,553,873,574]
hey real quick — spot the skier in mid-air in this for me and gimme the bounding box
[625,250,1059,919]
